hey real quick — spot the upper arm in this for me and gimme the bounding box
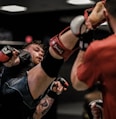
[71,50,89,91]
[71,75,89,91]
[71,44,98,91]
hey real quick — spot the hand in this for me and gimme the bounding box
[50,77,69,95]
[89,99,103,119]
[0,45,14,63]
[33,95,54,119]
[79,30,94,51]
[85,1,106,29]
[3,48,20,67]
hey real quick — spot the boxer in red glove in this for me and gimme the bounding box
[0,41,68,119]
[0,45,19,63]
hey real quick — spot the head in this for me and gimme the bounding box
[104,0,116,33]
[23,40,44,65]
[105,0,116,18]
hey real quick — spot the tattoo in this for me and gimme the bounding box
[33,95,54,119]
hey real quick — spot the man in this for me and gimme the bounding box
[71,16,111,119]
[0,41,69,119]
[23,42,69,119]
[70,0,116,119]
[1,41,44,84]
[0,23,80,119]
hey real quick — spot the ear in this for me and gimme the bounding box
[103,8,108,17]
[103,8,109,22]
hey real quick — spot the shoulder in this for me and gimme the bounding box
[91,34,116,48]
[86,34,116,57]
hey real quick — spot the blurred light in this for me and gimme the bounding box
[66,0,95,5]
[0,5,27,12]
[25,35,33,43]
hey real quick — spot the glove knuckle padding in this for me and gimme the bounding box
[89,99,103,119]
[56,77,69,88]
[0,45,13,62]
[70,15,86,35]
[19,50,31,64]
[79,30,94,50]
[89,99,103,109]
[1,46,13,56]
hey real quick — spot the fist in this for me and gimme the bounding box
[0,45,14,62]
[85,1,106,29]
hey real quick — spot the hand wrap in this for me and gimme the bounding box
[89,99,103,119]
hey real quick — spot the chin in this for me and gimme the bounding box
[36,61,40,64]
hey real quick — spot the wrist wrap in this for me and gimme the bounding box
[50,26,75,61]
[47,90,57,99]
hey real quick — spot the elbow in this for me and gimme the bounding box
[71,71,88,91]
[70,70,76,85]
[72,80,89,91]
[70,71,80,91]
[71,80,85,91]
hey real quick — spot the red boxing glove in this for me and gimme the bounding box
[0,45,13,63]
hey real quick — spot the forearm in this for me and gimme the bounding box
[71,50,88,90]
[71,50,85,80]
[3,57,20,67]
[49,28,79,61]
[33,95,55,119]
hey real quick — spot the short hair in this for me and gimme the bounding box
[105,0,116,18]
[22,40,49,55]
[23,40,44,49]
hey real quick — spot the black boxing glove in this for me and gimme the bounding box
[70,15,94,51]
[56,77,69,88]
[19,50,32,64]
[47,77,69,99]
[0,45,14,63]
[89,99,103,109]
[50,77,69,91]
[79,30,94,51]
[89,99,103,119]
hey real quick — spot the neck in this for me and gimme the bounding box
[108,14,116,34]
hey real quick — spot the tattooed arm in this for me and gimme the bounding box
[32,77,69,119]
